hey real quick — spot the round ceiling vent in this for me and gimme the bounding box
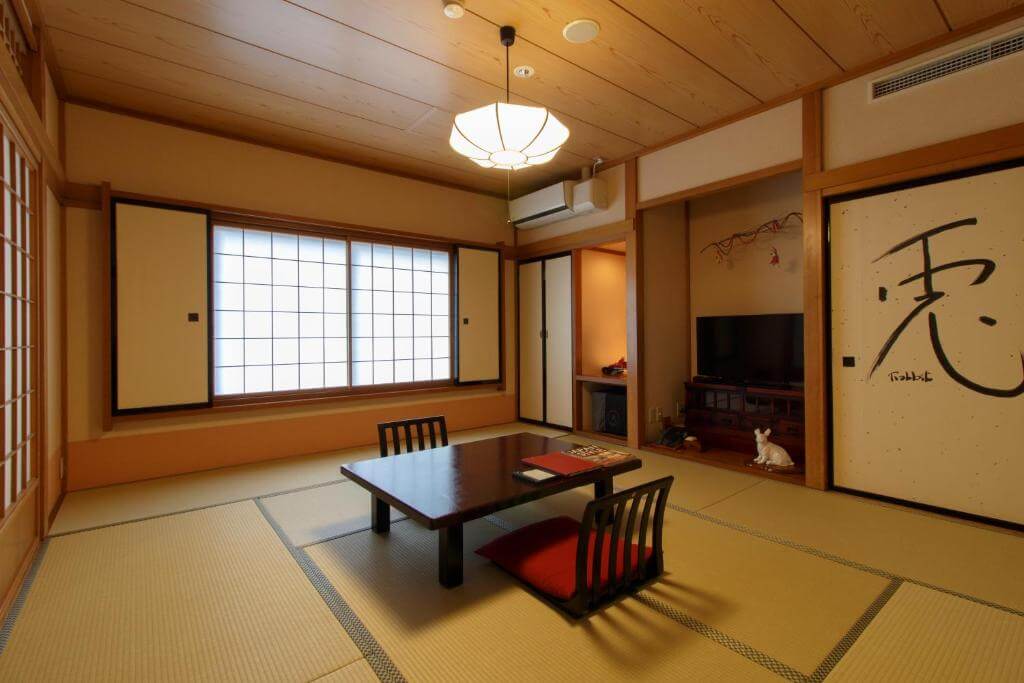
[441,1,464,19]
[562,18,600,44]
[513,65,535,78]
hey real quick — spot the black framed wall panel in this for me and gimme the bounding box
[454,245,501,385]
[111,199,212,414]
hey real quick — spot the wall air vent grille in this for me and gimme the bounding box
[872,30,1024,99]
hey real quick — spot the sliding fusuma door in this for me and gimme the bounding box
[829,162,1024,525]
[518,253,572,429]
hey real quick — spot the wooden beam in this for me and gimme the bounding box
[60,181,101,209]
[624,159,643,449]
[805,121,1024,196]
[801,92,828,490]
[0,21,63,183]
[514,219,634,260]
[625,226,642,450]
[11,0,37,52]
[638,159,803,211]
[100,182,112,432]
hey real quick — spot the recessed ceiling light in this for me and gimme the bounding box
[442,1,464,19]
[562,18,600,44]
[513,65,535,78]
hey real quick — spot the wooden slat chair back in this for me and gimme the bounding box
[377,416,449,456]
[564,475,673,617]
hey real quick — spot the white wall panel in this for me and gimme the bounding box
[825,18,1024,170]
[115,202,209,410]
[638,100,801,204]
[456,247,501,383]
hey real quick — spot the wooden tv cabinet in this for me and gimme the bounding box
[683,380,805,468]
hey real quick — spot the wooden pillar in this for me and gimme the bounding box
[802,91,828,490]
[624,159,643,449]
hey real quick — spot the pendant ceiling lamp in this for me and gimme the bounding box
[449,26,569,170]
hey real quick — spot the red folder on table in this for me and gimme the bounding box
[521,452,599,476]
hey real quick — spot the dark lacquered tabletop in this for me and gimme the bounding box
[341,432,641,529]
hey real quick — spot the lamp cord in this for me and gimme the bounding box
[505,42,511,212]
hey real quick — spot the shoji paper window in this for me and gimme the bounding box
[1,131,36,518]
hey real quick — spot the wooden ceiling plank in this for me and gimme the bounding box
[57,55,584,198]
[464,0,759,125]
[88,0,639,167]
[50,34,582,195]
[60,70,515,196]
[612,0,841,100]
[38,0,431,130]
[288,0,691,147]
[937,0,1024,28]
[773,0,951,69]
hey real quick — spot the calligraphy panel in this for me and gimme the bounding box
[830,162,1024,524]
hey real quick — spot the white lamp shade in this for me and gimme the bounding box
[450,102,569,170]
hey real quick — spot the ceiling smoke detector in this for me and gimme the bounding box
[442,1,464,19]
[562,18,600,44]
[513,65,535,78]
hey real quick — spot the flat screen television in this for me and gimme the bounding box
[696,314,804,387]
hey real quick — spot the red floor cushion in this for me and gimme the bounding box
[476,516,653,601]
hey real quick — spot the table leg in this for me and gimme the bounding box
[594,475,613,499]
[439,524,464,588]
[371,496,390,534]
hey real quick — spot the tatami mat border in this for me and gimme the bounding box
[666,501,1024,618]
[633,592,808,682]
[807,579,903,682]
[254,498,406,683]
[0,539,49,657]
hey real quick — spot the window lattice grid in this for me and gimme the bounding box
[0,131,36,518]
[349,241,450,386]
[213,226,349,396]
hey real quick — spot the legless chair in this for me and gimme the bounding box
[476,476,673,617]
[376,416,448,457]
[371,416,449,532]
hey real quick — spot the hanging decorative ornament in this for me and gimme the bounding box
[449,26,570,170]
[770,246,780,266]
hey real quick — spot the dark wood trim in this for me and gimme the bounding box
[109,197,213,417]
[832,486,1024,533]
[66,99,507,200]
[638,159,803,211]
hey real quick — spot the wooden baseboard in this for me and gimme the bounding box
[68,392,516,490]
[0,536,39,625]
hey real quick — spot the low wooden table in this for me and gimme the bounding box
[339,432,641,588]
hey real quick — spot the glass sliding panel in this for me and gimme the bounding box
[213,226,347,396]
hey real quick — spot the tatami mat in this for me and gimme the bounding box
[825,583,1024,681]
[313,659,379,682]
[566,433,764,510]
[51,422,568,535]
[703,479,1024,612]
[260,480,407,547]
[306,519,780,682]
[0,501,362,682]
[489,493,890,676]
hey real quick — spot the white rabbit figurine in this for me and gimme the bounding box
[753,428,794,468]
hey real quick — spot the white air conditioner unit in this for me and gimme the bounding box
[510,177,607,228]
